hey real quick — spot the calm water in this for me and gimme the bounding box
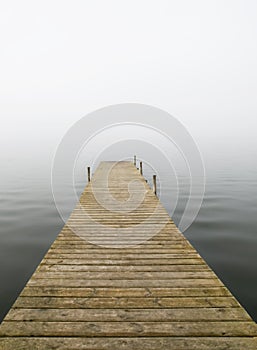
[0,167,257,322]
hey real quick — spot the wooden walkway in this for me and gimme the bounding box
[0,161,256,349]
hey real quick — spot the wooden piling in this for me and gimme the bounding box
[153,174,157,195]
[140,161,143,175]
[87,167,91,182]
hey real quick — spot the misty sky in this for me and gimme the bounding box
[1,0,257,178]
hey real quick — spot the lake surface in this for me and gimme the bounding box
[0,165,257,322]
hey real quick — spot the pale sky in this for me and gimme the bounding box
[1,0,257,177]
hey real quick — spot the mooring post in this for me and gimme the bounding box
[87,167,91,182]
[140,161,143,175]
[134,155,136,167]
[153,174,157,196]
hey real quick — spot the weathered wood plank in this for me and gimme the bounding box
[40,258,206,265]
[20,286,231,298]
[31,271,216,280]
[25,278,223,288]
[51,243,192,249]
[1,321,257,337]
[57,233,184,239]
[47,248,196,254]
[1,337,257,350]
[13,296,238,309]
[43,253,201,259]
[38,264,210,272]
[5,307,251,322]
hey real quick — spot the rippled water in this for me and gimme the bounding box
[0,167,257,322]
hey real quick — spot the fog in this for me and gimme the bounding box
[1,0,257,179]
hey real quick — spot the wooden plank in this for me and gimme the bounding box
[25,278,223,288]
[13,296,238,309]
[1,337,257,350]
[51,242,192,248]
[43,253,201,259]
[56,236,185,241]
[20,286,231,298]
[31,271,216,280]
[57,234,185,240]
[38,264,210,272]
[46,248,196,254]
[5,307,251,322]
[1,321,257,337]
[40,258,206,265]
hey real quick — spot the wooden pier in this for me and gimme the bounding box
[0,161,256,349]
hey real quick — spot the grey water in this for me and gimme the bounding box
[0,165,257,323]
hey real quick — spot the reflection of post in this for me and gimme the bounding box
[134,155,136,167]
[87,167,91,182]
[153,175,157,196]
[140,161,143,175]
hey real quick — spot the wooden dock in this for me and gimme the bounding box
[0,161,256,349]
